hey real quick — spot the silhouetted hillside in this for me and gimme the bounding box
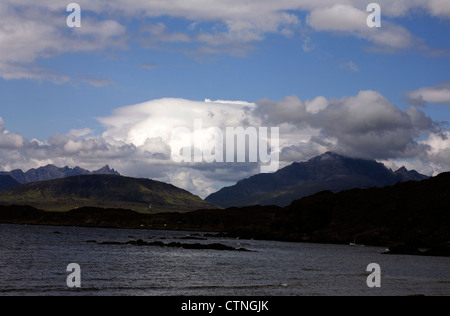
[282,173,450,249]
[0,173,448,256]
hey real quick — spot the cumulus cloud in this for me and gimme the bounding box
[4,89,448,198]
[406,83,450,106]
[253,91,436,161]
[0,117,26,149]
[98,98,260,147]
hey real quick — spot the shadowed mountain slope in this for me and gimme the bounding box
[206,152,428,208]
[0,174,217,213]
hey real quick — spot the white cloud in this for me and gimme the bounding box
[305,96,329,114]
[0,3,127,82]
[307,5,414,50]
[0,132,25,150]
[406,83,450,106]
[98,98,260,147]
[307,4,367,32]
[425,0,450,17]
[367,23,414,50]
[161,169,225,199]
[0,117,26,149]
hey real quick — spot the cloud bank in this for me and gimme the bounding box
[1,0,449,82]
[1,90,449,197]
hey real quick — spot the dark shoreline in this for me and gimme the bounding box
[0,204,448,257]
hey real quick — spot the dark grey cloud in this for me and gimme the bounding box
[254,90,437,160]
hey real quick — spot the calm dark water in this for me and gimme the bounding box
[0,223,448,296]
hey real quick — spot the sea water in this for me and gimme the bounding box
[0,223,448,296]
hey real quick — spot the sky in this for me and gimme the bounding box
[1,0,450,198]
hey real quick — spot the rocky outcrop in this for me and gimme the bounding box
[90,239,252,252]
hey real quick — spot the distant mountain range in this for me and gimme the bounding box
[206,152,429,208]
[0,153,430,213]
[0,174,216,213]
[0,165,120,186]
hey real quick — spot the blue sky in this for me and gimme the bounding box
[1,0,450,196]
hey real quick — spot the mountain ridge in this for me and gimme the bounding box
[206,152,429,208]
[0,174,216,213]
[0,164,120,185]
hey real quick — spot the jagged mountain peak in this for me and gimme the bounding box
[0,165,121,185]
[92,165,120,175]
[394,166,429,182]
[396,166,408,173]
